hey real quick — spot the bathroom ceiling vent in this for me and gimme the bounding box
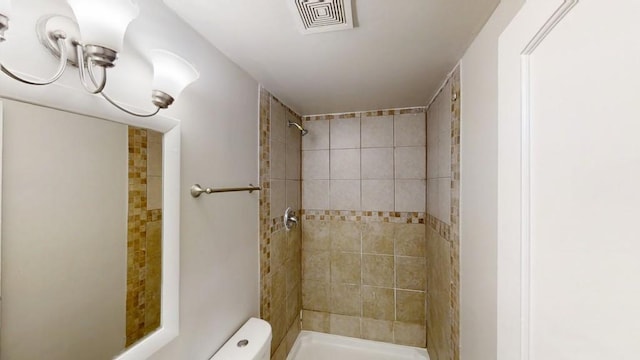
[289,0,354,35]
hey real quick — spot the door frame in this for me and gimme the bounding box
[497,1,579,359]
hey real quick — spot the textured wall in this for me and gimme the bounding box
[299,109,428,347]
[425,68,461,360]
[126,127,163,346]
[259,88,303,359]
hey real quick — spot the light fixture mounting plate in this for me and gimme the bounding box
[36,14,81,67]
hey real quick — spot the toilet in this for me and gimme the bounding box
[210,318,272,360]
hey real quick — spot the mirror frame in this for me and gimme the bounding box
[0,81,181,360]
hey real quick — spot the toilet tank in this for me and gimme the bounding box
[210,318,272,360]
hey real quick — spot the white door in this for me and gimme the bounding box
[497,1,640,359]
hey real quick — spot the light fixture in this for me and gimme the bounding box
[0,0,199,117]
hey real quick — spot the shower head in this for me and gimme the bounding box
[288,120,309,136]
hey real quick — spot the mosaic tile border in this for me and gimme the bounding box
[303,106,426,122]
[301,210,425,224]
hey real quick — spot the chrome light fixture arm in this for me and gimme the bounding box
[76,43,107,94]
[0,32,68,85]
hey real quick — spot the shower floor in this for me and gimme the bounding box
[286,331,430,360]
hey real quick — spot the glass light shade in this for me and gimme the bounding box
[66,0,139,53]
[0,0,11,17]
[150,49,199,100]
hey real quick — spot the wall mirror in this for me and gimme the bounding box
[0,97,180,360]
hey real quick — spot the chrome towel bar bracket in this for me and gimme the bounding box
[190,184,261,198]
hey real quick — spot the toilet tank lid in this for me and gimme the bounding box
[210,318,272,360]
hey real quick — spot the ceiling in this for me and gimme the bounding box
[163,0,500,115]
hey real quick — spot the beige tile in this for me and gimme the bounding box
[361,180,395,212]
[329,180,361,211]
[286,180,300,212]
[362,286,395,321]
[426,179,438,216]
[301,310,329,332]
[271,268,287,307]
[330,283,361,316]
[302,180,329,210]
[271,301,287,347]
[271,230,287,270]
[285,318,301,354]
[302,150,329,180]
[396,290,425,323]
[302,119,329,150]
[362,222,394,255]
[395,223,426,257]
[285,256,301,295]
[396,256,427,291]
[330,117,360,149]
[362,254,394,287]
[394,113,426,147]
[302,219,331,250]
[361,148,394,179]
[147,137,162,177]
[286,112,302,150]
[302,280,330,312]
[271,140,286,180]
[286,141,301,180]
[395,180,426,212]
[286,282,301,325]
[302,250,330,282]
[271,180,286,218]
[330,149,360,180]
[329,314,361,338]
[437,100,452,179]
[270,99,286,142]
[147,176,162,210]
[437,177,451,224]
[361,115,393,148]
[330,221,361,252]
[272,338,287,360]
[331,252,361,284]
[361,318,393,343]
[395,146,426,180]
[394,321,426,347]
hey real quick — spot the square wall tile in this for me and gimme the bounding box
[395,180,426,212]
[329,314,361,338]
[361,318,393,343]
[302,280,330,312]
[362,222,394,255]
[396,290,425,323]
[302,220,331,250]
[331,252,361,284]
[362,286,395,321]
[301,310,329,332]
[362,254,394,288]
[286,143,300,180]
[302,250,330,282]
[302,150,329,180]
[395,223,426,257]
[302,119,329,150]
[302,180,329,210]
[270,180,286,218]
[330,283,361,316]
[147,176,162,210]
[330,221,361,252]
[286,180,300,211]
[426,179,438,216]
[394,322,426,347]
[286,113,302,150]
[147,137,162,177]
[396,256,426,291]
[330,180,361,211]
[361,115,393,148]
[330,149,360,180]
[438,177,451,224]
[271,140,286,180]
[271,230,287,270]
[330,117,360,149]
[394,113,426,147]
[362,180,395,212]
[270,99,286,142]
[362,148,394,179]
[395,146,426,180]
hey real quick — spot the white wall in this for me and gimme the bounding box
[459,0,524,359]
[1,100,128,360]
[0,1,261,359]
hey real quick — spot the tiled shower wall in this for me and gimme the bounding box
[425,68,461,360]
[126,127,162,346]
[299,109,428,347]
[259,88,303,360]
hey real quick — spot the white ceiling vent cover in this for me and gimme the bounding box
[289,0,354,35]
